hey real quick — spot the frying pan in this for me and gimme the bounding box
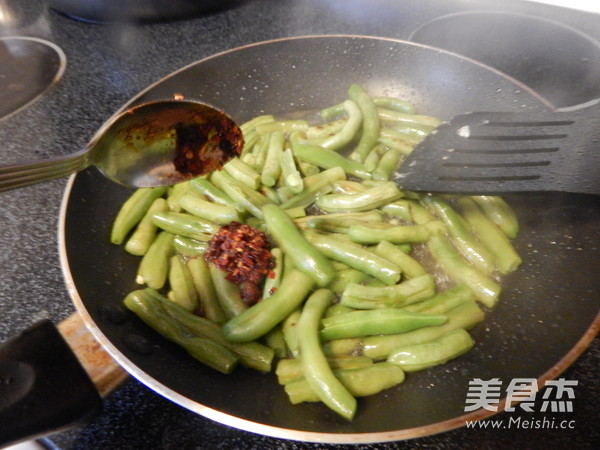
[5,36,600,444]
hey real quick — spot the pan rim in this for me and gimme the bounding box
[58,34,598,443]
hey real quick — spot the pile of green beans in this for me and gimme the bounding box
[111,84,522,420]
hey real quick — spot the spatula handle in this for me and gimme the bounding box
[0,315,128,447]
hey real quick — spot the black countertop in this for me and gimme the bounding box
[0,0,598,448]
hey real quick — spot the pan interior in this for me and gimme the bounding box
[60,36,600,440]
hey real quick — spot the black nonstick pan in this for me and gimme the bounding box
[6,36,600,445]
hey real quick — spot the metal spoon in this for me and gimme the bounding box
[0,99,244,192]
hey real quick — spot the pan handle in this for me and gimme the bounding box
[57,312,129,398]
[0,316,127,448]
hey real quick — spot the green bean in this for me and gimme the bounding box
[373,96,417,114]
[376,107,441,128]
[262,248,283,300]
[394,243,412,253]
[379,127,422,146]
[262,203,336,287]
[373,241,426,279]
[381,200,413,222]
[295,211,382,230]
[259,185,282,204]
[168,255,199,312]
[282,308,302,358]
[241,151,256,168]
[322,337,363,358]
[402,284,475,315]
[279,179,333,210]
[365,278,387,288]
[320,102,346,121]
[179,194,241,225]
[273,186,294,205]
[284,362,405,404]
[143,288,273,372]
[347,221,440,245]
[302,166,347,187]
[331,261,351,271]
[340,274,435,309]
[123,290,238,374]
[265,325,287,359]
[245,216,267,233]
[360,179,395,188]
[189,177,244,212]
[278,186,301,204]
[379,125,423,143]
[315,182,402,213]
[187,257,227,324]
[408,198,436,224]
[456,197,522,274]
[363,145,382,172]
[305,232,401,285]
[125,197,169,256]
[320,99,362,151]
[208,263,248,319]
[292,142,371,180]
[136,231,174,289]
[223,157,261,189]
[151,211,219,241]
[470,195,519,239]
[320,308,447,341]
[377,135,413,157]
[305,118,347,139]
[255,119,309,135]
[284,206,306,218]
[325,302,355,318]
[387,328,474,372]
[211,170,272,219]
[251,132,270,170]
[297,288,357,420]
[277,170,346,207]
[173,235,208,257]
[298,161,320,177]
[239,129,260,158]
[427,232,500,308]
[279,147,304,193]
[331,180,368,194]
[347,84,380,163]
[372,148,402,180]
[111,186,168,245]
[261,131,284,187]
[327,268,371,294]
[276,355,373,385]
[383,121,435,142]
[222,269,315,342]
[306,213,386,233]
[362,300,484,360]
[313,218,390,234]
[240,114,275,136]
[166,181,191,212]
[423,196,495,274]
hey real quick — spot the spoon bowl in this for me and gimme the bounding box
[0,99,244,192]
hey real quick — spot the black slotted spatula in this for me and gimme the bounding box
[394,100,600,195]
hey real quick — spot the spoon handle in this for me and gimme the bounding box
[0,150,88,192]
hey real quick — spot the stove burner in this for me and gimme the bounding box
[409,11,600,109]
[0,37,66,119]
